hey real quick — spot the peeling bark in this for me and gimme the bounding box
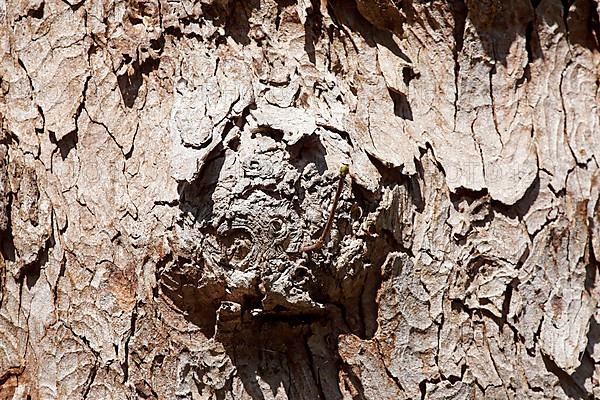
[1,0,600,398]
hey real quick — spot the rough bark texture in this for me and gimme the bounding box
[1,0,600,398]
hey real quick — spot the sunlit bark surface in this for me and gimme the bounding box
[1,0,600,398]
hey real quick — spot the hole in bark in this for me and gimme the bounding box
[27,2,44,19]
[227,135,241,151]
[388,88,413,121]
[20,232,54,289]
[561,0,573,26]
[117,64,143,108]
[525,21,535,63]
[292,266,308,279]
[251,126,284,142]
[152,354,164,367]
[451,0,467,55]
[402,66,419,85]
[117,56,161,108]
[177,143,226,221]
[208,0,252,45]
[565,0,600,50]
[129,16,143,25]
[365,152,410,185]
[139,56,161,76]
[524,3,543,64]
[419,380,427,400]
[149,36,165,52]
[411,156,426,212]
[288,134,328,175]
[49,129,79,160]
[0,191,15,263]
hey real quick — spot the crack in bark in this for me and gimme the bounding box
[374,340,406,393]
[470,110,487,183]
[82,361,98,399]
[52,255,66,306]
[561,0,573,38]
[488,57,503,147]
[542,351,592,399]
[84,105,128,158]
[451,0,467,132]
[60,0,85,12]
[16,57,34,92]
[121,301,139,384]
[58,320,101,397]
[558,58,580,168]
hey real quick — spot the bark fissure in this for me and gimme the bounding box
[451,0,467,131]
[488,59,503,146]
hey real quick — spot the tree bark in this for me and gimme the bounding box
[1,0,599,398]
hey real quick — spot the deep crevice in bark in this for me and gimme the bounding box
[561,0,573,36]
[388,88,413,120]
[0,194,15,264]
[117,58,160,108]
[26,1,44,20]
[19,231,52,289]
[121,301,139,384]
[590,0,600,48]
[450,0,467,130]
[542,352,592,400]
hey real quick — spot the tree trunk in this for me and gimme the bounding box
[1,0,599,398]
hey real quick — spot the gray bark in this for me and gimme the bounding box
[1,0,599,398]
